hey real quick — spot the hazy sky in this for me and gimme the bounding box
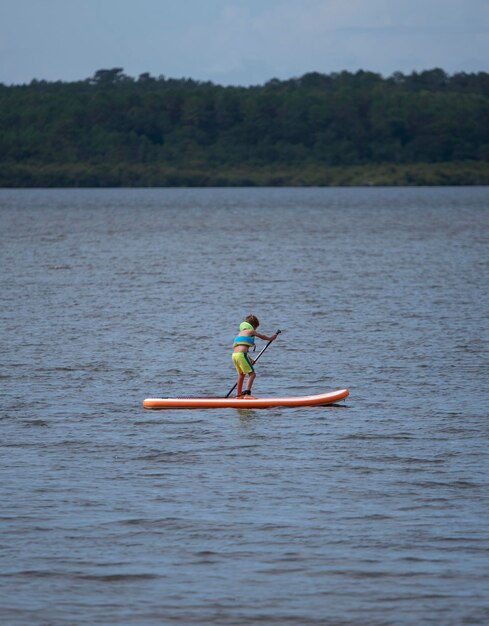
[1,0,488,85]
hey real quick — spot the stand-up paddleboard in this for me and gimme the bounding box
[143,388,349,410]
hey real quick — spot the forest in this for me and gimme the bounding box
[1,67,489,186]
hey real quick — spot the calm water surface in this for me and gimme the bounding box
[1,187,488,625]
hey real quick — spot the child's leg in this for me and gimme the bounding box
[236,373,245,396]
[246,372,256,392]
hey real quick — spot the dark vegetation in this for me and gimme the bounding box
[1,67,488,186]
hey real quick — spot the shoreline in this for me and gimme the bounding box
[1,160,488,188]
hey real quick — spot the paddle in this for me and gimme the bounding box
[225,329,281,398]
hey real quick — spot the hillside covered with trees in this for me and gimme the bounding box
[1,68,488,186]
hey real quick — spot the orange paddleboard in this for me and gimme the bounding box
[143,389,349,410]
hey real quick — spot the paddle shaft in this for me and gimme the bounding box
[225,329,281,398]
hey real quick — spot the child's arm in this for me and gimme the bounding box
[254,331,278,342]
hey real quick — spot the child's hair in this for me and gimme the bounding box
[245,314,260,329]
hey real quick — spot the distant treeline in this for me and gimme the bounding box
[1,67,489,187]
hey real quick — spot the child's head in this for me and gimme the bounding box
[244,314,260,329]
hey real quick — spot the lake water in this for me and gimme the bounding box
[1,187,488,625]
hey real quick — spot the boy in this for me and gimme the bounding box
[232,315,278,398]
